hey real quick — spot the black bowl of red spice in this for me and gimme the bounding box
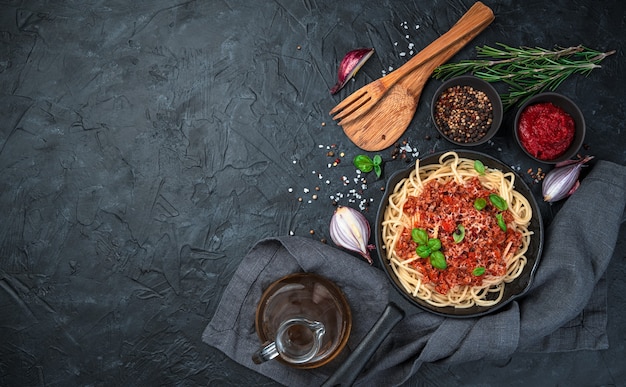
[431,75,503,146]
[514,92,585,164]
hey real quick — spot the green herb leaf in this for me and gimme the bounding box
[474,160,485,175]
[416,245,431,258]
[411,228,429,245]
[472,266,486,276]
[430,251,447,269]
[496,213,507,232]
[374,164,382,178]
[432,44,616,109]
[453,225,465,243]
[353,155,374,172]
[354,154,383,178]
[489,193,508,211]
[427,238,441,251]
[474,197,487,211]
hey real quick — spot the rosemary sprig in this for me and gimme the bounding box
[433,43,615,109]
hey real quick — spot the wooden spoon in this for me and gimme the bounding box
[331,2,494,151]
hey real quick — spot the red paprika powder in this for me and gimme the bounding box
[517,102,575,161]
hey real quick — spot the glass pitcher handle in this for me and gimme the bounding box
[252,340,279,364]
[252,318,325,365]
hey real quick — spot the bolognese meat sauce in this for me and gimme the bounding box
[397,178,523,294]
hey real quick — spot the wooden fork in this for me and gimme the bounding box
[330,2,494,123]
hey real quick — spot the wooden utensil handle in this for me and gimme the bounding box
[382,1,494,87]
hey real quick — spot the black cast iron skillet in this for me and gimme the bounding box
[323,150,544,386]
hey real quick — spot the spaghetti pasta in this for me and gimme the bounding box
[381,151,533,308]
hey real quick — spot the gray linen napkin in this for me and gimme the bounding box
[203,160,626,386]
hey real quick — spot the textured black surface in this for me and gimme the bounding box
[1,1,624,386]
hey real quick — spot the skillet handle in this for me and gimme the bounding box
[321,302,405,387]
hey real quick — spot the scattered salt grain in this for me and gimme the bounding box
[400,143,420,157]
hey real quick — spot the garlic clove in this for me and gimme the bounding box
[330,48,375,95]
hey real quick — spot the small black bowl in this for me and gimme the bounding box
[431,75,503,146]
[513,92,585,164]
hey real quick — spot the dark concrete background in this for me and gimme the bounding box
[1,0,624,385]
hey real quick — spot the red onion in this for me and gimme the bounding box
[329,206,373,264]
[542,155,594,202]
[330,48,375,95]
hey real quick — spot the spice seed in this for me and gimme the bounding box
[434,85,494,144]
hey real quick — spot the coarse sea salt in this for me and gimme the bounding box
[290,143,382,210]
[383,20,422,77]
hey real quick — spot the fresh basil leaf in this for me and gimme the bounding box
[453,224,465,243]
[373,154,382,166]
[411,228,429,245]
[427,238,441,251]
[416,245,431,258]
[374,164,381,178]
[472,266,486,276]
[474,160,485,175]
[474,197,487,211]
[353,155,374,172]
[496,213,507,232]
[429,251,447,269]
[489,193,508,211]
